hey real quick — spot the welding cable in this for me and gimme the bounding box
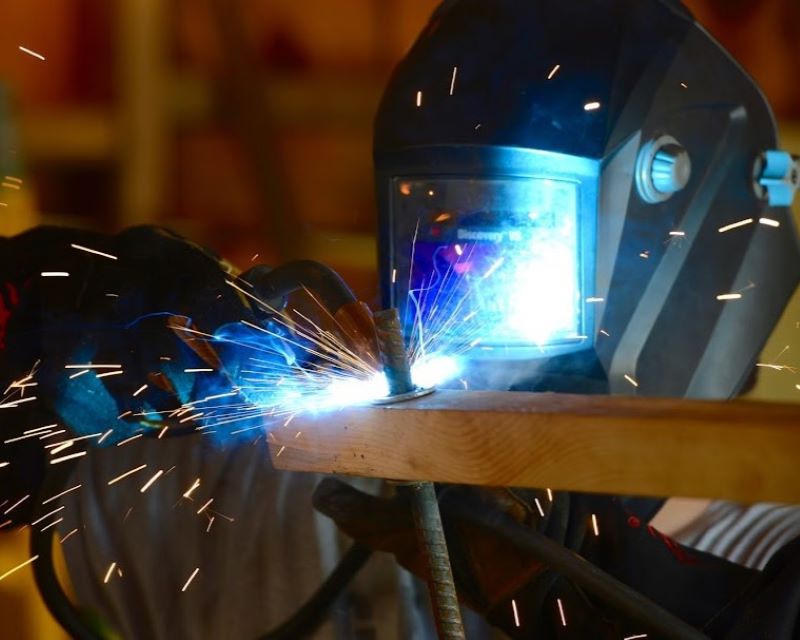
[31,462,99,640]
[440,491,710,640]
[257,542,373,639]
[31,461,372,640]
[240,261,357,314]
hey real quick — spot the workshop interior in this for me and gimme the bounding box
[1,0,800,638]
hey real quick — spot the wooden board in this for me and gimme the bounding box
[269,390,800,503]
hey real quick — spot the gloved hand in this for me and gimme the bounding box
[0,226,300,525]
[312,478,792,639]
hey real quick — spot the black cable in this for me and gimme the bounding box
[30,463,371,640]
[240,261,357,314]
[440,492,710,640]
[257,543,373,640]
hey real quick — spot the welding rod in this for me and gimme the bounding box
[373,309,466,640]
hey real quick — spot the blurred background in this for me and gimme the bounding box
[0,0,799,637]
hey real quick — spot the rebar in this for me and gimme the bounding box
[373,308,465,640]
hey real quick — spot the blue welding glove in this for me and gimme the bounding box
[0,226,297,524]
[313,478,800,638]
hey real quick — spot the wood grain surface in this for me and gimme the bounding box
[269,390,800,503]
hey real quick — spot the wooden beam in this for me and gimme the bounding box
[269,390,800,504]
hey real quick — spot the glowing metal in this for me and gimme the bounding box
[107,464,147,485]
[18,46,45,60]
[0,555,39,582]
[70,243,118,260]
[718,218,753,233]
[182,568,200,592]
[557,598,567,626]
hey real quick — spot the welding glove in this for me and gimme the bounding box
[313,478,800,638]
[0,225,293,525]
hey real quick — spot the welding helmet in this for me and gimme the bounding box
[375,0,800,398]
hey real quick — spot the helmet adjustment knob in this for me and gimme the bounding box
[755,150,800,207]
[636,135,692,203]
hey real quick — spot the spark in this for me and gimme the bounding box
[39,430,66,440]
[276,445,286,457]
[416,90,423,107]
[140,470,164,493]
[547,64,560,79]
[132,384,148,396]
[625,635,648,640]
[534,497,545,517]
[184,368,213,373]
[556,598,567,627]
[50,451,87,465]
[584,101,601,111]
[599,329,610,337]
[680,82,688,89]
[30,506,64,527]
[4,176,22,184]
[449,66,458,95]
[42,484,82,505]
[103,562,117,584]
[97,429,113,445]
[40,272,69,277]
[718,218,753,233]
[39,517,63,532]
[183,478,201,500]
[197,499,213,514]
[546,488,553,502]
[669,230,685,237]
[4,495,30,515]
[65,363,121,369]
[116,433,144,447]
[49,441,74,455]
[482,257,505,279]
[107,464,147,486]
[759,217,780,228]
[70,243,118,261]
[181,568,200,592]
[1,182,20,190]
[511,599,521,627]
[391,268,397,284]
[206,517,215,532]
[60,529,78,544]
[0,555,39,582]
[454,244,463,256]
[68,369,90,379]
[624,374,639,388]
[96,370,124,378]
[0,396,37,409]
[585,297,604,303]
[0,462,8,469]
[639,251,649,259]
[716,293,742,301]
[23,423,54,435]
[18,46,45,60]
[591,513,599,536]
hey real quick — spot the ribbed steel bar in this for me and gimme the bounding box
[373,308,465,640]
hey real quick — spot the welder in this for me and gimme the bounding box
[313,0,800,637]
